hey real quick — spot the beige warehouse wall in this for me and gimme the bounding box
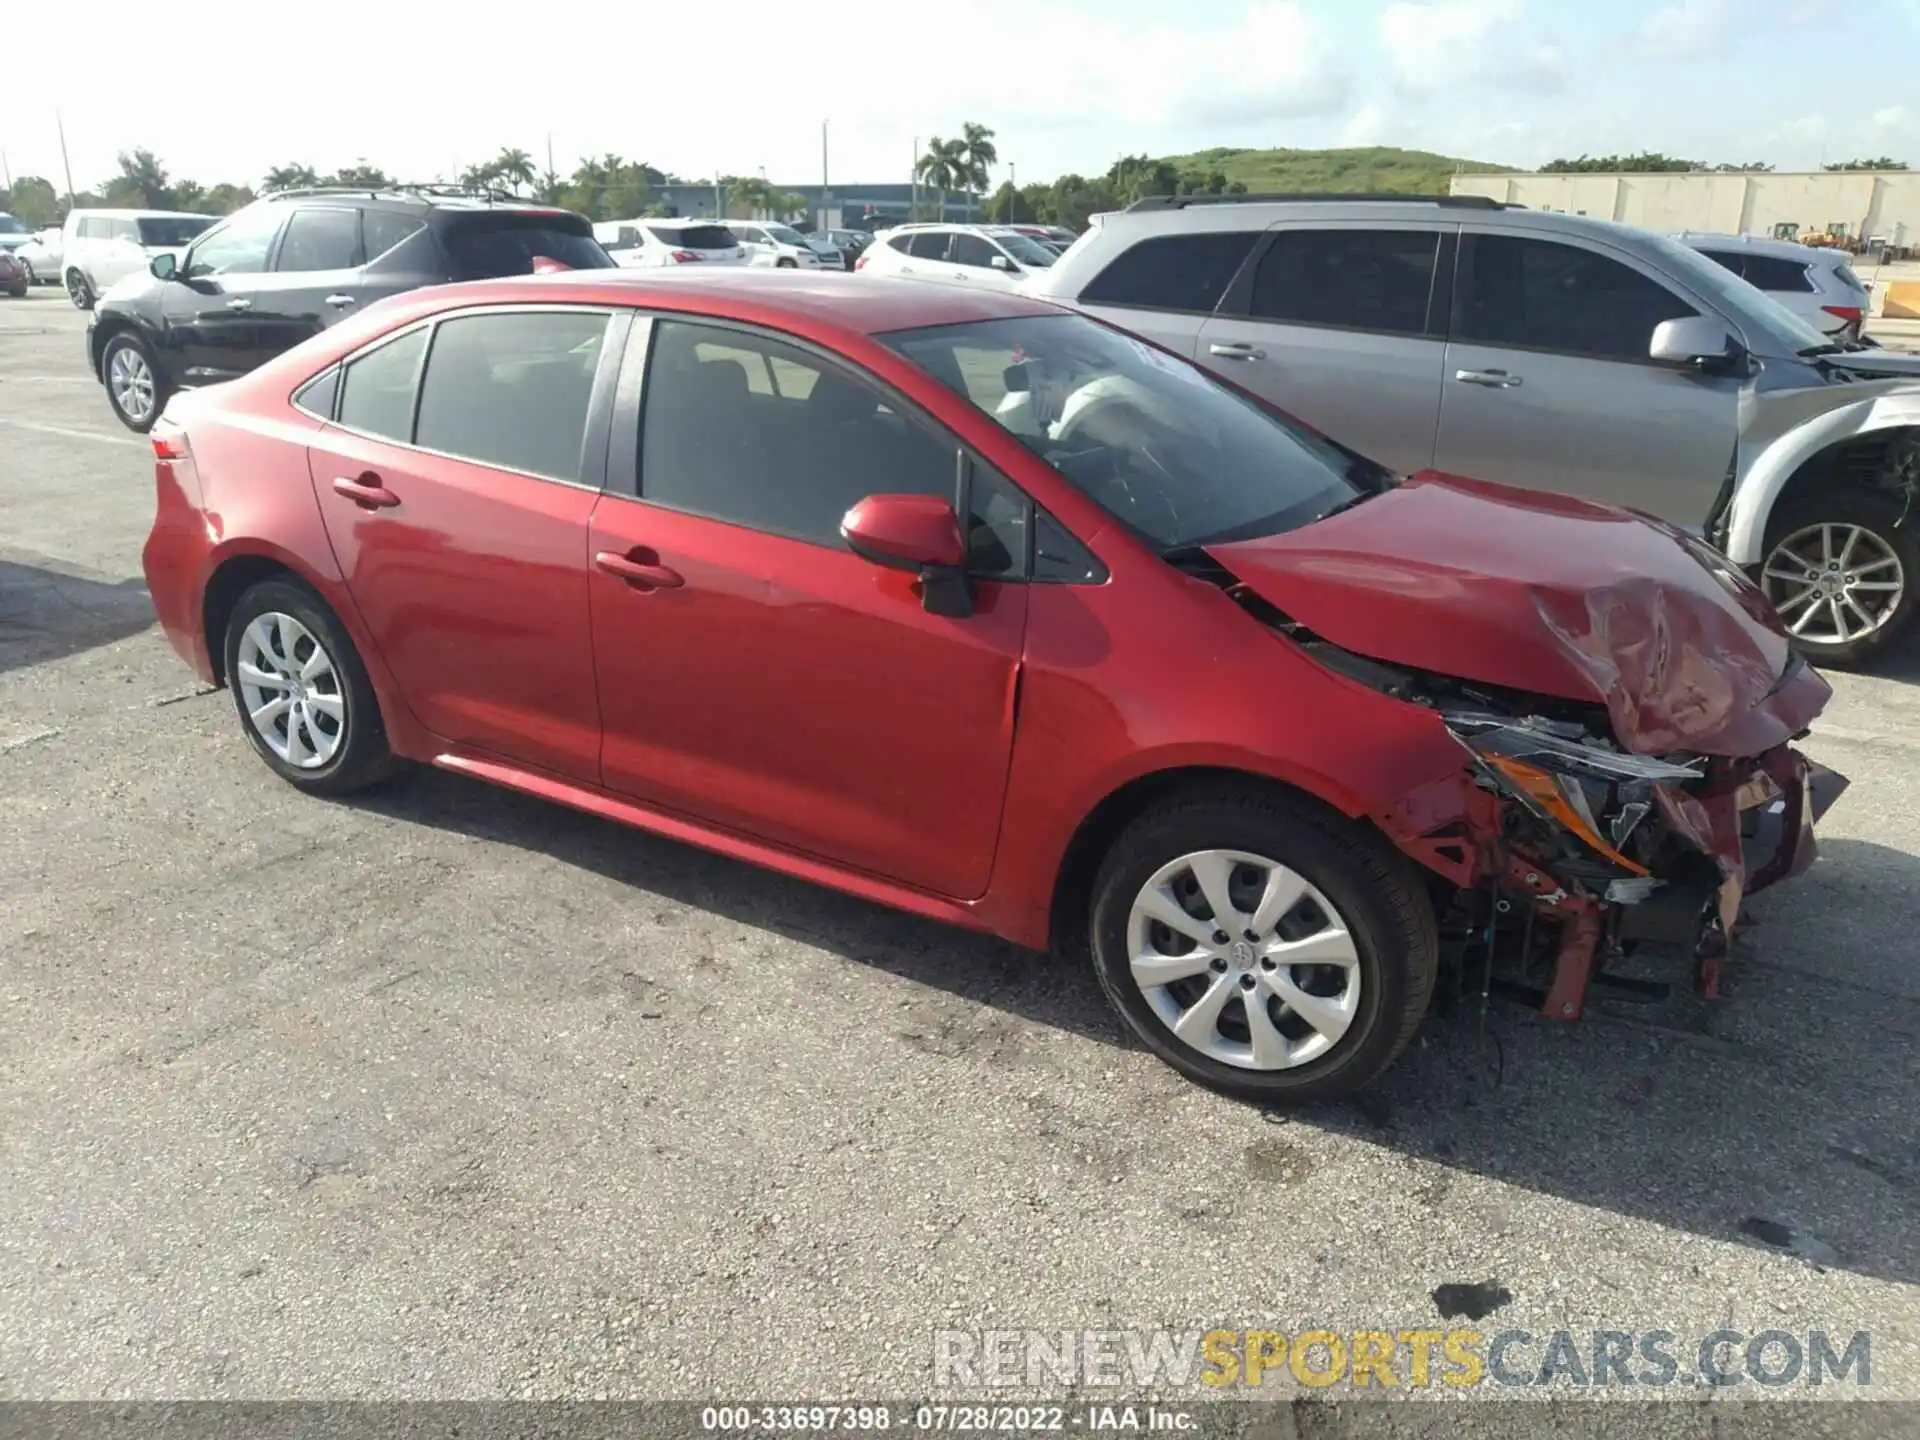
[1451,171,1920,245]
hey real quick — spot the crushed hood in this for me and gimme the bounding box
[1207,471,1832,757]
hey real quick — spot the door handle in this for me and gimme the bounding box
[1209,341,1266,361]
[225,297,253,312]
[595,550,684,590]
[1454,368,1523,388]
[331,474,401,509]
[325,293,356,309]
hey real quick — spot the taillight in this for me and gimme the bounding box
[853,254,868,271]
[152,426,190,461]
[671,250,702,263]
[1823,305,1864,323]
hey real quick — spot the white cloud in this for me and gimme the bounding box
[1639,0,1738,60]
[1341,104,1390,148]
[1380,0,1565,98]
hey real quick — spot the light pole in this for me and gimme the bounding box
[821,119,831,230]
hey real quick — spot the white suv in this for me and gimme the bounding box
[725,220,829,268]
[1677,233,1874,342]
[853,223,1058,290]
[60,208,217,309]
[593,219,748,268]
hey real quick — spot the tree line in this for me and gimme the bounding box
[1543,152,1909,174]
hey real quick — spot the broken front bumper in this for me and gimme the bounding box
[1377,744,1848,1019]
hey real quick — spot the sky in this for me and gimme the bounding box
[6,0,1920,196]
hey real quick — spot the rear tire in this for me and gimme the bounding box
[223,579,399,796]
[66,269,94,310]
[1759,489,1918,669]
[1088,783,1438,1105]
[5,281,24,299]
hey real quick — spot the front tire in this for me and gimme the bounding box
[1089,784,1437,1105]
[101,333,168,433]
[66,268,94,310]
[223,579,398,796]
[1759,489,1918,669]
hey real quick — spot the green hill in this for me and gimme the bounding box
[1156,146,1513,195]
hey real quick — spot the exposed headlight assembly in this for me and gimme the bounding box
[1445,713,1704,874]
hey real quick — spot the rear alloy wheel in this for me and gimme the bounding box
[66,269,94,310]
[224,579,397,795]
[102,334,166,432]
[1089,786,1437,1104]
[1759,490,1917,668]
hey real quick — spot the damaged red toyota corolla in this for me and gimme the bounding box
[140,274,1847,1102]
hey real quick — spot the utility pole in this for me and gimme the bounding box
[56,110,77,210]
[546,133,556,196]
[713,175,723,219]
[2,149,12,192]
[821,119,831,230]
[911,135,918,221]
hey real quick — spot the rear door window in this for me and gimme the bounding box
[275,208,362,272]
[1080,231,1260,314]
[1248,229,1441,336]
[413,310,609,481]
[1455,235,1697,362]
[440,217,614,279]
[362,211,425,262]
[337,327,429,443]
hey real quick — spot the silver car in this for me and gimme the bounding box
[1677,232,1873,343]
[1026,194,1920,667]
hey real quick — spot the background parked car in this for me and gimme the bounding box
[0,250,27,298]
[811,227,874,268]
[593,218,748,267]
[1028,193,1920,667]
[727,220,828,268]
[854,223,1058,290]
[87,185,613,433]
[1677,232,1874,342]
[14,227,62,284]
[60,208,218,310]
[0,212,35,257]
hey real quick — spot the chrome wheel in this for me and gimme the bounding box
[235,612,346,769]
[107,345,157,425]
[1126,849,1362,1071]
[1761,522,1906,647]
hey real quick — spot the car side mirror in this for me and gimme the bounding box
[991,254,1016,272]
[841,493,972,618]
[149,252,177,281]
[1649,315,1735,366]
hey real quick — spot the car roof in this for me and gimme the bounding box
[385,268,1062,336]
[1675,231,1831,262]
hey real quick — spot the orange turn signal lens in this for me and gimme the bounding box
[1486,754,1651,876]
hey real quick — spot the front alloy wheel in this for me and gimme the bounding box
[1128,850,1362,1071]
[105,339,161,430]
[1759,490,1917,667]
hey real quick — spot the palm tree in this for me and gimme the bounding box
[263,164,320,193]
[726,175,775,219]
[959,122,998,219]
[915,138,963,221]
[493,147,536,195]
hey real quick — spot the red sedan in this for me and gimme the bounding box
[142,270,1844,1102]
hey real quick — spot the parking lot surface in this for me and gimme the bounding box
[3,287,1918,1406]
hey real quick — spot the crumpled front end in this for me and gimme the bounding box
[1372,703,1847,1018]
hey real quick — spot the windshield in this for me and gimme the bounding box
[137,216,215,248]
[995,233,1057,267]
[1636,230,1830,355]
[0,213,27,235]
[652,224,738,249]
[766,225,808,246]
[883,314,1371,551]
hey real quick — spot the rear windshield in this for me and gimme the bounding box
[1836,263,1867,293]
[765,224,808,246]
[651,225,739,250]
[137,216,215,248]
[441,215,614,279]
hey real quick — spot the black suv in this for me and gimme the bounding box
[87,186,614,432]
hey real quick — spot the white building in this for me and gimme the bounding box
[1449,169,1920,248]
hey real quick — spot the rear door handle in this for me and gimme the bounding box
[325,293,356,309]
[1454,368,1523,388]
[1209,341,1266,361]
[595,550,684,590]
[331,474,401,509]
[225,297,252,312]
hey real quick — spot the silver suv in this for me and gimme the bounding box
[1026,195,1920,667]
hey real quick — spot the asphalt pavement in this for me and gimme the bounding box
[2,287,1917,1415]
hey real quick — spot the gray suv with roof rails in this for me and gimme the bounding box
[86,183,614,437]
[1024,192,1920,667]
